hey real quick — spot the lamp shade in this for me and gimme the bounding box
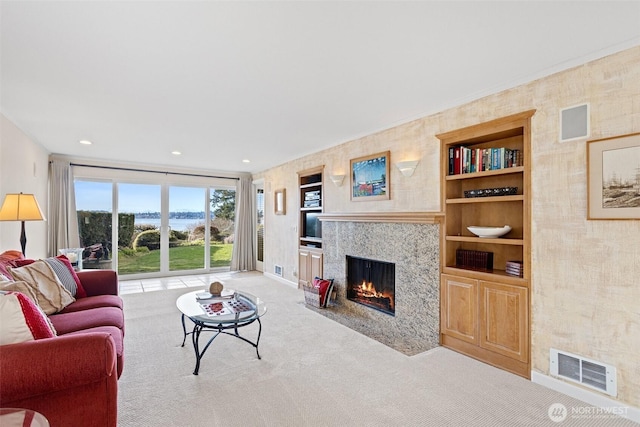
[0,193,46,221]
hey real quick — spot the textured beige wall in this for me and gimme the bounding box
[255,46,640,407]
[528,47,640,406]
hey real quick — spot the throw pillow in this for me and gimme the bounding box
[313,277,334,307]
[13,255,86,298]
[8,260,75,315]
[0,290,56,345]
[0,278,40,304]
[0,250,23,280]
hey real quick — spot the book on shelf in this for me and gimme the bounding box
[448,145,523,175]
[455,249,494,270]
[505,260,524,277]
[506,269,524,278]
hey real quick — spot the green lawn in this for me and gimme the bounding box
[117,244,233,274]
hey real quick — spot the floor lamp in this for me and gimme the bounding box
[0,193,46,256]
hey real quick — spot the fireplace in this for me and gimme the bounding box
[318,214,442,355]
[346,256,395,316]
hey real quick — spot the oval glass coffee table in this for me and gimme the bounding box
[176,289,266,375]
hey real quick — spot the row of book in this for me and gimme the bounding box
[448,146,522,175]
[456,249,494,270]
[506,260,524,277]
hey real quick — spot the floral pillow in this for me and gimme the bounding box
[0,250,23,281]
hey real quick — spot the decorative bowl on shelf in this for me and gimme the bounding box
[467,225,512,238]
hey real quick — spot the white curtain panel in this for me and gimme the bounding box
[47,160,80,257]
[230,174,256,271]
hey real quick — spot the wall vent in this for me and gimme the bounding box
[550,348,616,397]
[274,264,283,277]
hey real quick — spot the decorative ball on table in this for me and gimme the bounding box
[208,281,224,297]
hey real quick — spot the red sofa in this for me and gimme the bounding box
[0,264,124,427]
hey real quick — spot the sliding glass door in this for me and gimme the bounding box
[75,180,114,271]
[74,171,237,278]
[209,188,235,268]
[118,183,162,275]
[169,186,207,272]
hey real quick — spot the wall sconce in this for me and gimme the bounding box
[330,174,345,187]
[395,160,419,177]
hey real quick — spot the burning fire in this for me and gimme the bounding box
[360,280,384,298]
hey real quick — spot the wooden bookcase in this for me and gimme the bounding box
[437,110,535,378]
[297,166,324,288]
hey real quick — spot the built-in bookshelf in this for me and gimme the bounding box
[437,110,535,379]
[298,166,324,288]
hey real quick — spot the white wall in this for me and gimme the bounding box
[0,114,49,258]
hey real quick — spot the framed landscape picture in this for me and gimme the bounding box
[587,132,640,219]
[350,151,390,201]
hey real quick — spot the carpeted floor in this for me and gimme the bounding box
[117,272,636,426]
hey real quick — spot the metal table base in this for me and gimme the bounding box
[180,313,262,375]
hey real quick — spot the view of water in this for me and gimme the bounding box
[135,218,204,232]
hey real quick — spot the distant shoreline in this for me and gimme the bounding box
[135,217,203,232]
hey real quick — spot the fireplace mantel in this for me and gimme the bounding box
[319,211,443,224]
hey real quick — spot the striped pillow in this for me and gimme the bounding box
[44,257,78,296]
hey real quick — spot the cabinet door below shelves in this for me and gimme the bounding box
[479,281,528,363]
[441,274,478,345]
[310,250,323,281]
[299,248,323,288]
[299,249,311,287]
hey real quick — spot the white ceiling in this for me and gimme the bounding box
[2,1,639,174]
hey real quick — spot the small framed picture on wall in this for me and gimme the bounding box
[587,132,640,219]
[350,151,390,202]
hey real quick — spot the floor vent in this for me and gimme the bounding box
[550,348,616,397]
[274,265,283,277]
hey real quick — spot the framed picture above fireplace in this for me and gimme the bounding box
[350,151,390,201]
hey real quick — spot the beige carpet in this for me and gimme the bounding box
[117,272,636,426]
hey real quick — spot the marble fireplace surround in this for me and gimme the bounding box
[316,212,443,356]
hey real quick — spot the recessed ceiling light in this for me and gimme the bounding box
[242,159,250,163]
[79,140,92,145]
[171,151,182,155]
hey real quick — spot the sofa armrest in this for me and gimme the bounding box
[77,269,119,296]
[0,333,116,402]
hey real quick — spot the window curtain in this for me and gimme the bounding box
[48,160,80,257]
[230,174,256,271]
